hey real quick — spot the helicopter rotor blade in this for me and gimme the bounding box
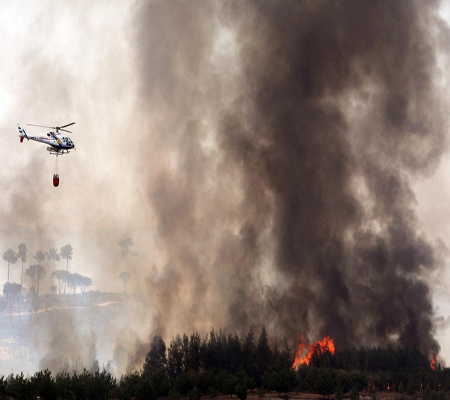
[26,122,75,133]
[59,122,75,129]
[26,124,56,129]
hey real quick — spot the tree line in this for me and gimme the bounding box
[0,326,447,400]
[2,243,94,322]
[3,243,74,288]
[4,237,137,300]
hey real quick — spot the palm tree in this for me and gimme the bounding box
[119,238,136,273]
[36,265,46,297]
[26,264,46,313]
[60,244,73,271]
[3,282,13,326]
[32,252,46,295]
[60,245,73,294]
[119,271,130,295]
[26,265,38,314]
[119,238,136,297]
[47,248,60,294]
[17,243,27,287]
[33,251,46,265]
[3,249,18,283]
[26,265,38,292]
[11,283,22,323]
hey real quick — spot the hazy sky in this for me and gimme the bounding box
[1,0,450,370]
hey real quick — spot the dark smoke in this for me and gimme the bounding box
[132,0,449,357]
[219,0,448,352]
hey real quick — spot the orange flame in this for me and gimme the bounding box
[387,384,390,391]
[292,334,335,369]
[431,355,436,371]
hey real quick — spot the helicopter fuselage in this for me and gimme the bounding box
[29,131,75,151]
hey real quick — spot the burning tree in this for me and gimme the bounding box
[292,334,335,369]
[17,243,27,287]
[3,248,18,283]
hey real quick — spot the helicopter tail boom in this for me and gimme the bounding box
[17,124,29,142]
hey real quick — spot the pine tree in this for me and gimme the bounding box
[144,335,168,375]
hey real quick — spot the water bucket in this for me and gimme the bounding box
[53,174,59,187]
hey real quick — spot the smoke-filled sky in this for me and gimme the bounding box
[2,0,450,373]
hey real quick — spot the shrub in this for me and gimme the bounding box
[188,386,202,400]
[350,386,359,400]
[257,387,267,398]
[209,387,219,399]
[138,375,157,400]
[223,375,238,398]
[169,388,181,400]
[174,371,195,396]
[30,369,56,400]
[235,383,248,400]
[6,372,32,400]
[116,372,142,400]
[335,384,344,400]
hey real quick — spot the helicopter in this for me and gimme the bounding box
[17,122,76,187]
[17,122,76,155]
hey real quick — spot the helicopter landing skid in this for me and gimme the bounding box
[47,147,70,156]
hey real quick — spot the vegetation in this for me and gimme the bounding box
[26,264,46,313]
[47,247,60,293]
[52,270,92,295]
[60,244,73,271]
[17,242,27,287]
[3,248,18,283]
[0,326,448,399]
[26,264,46,297]
[60,244,73,294]
[2,282,21,326]
[33,250,46,266]
[119,238,136,296]
[119,271,131,295]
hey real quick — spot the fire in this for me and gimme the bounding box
[431,355,436,371]
[292,334,335,369]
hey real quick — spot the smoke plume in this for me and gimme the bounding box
[132,0,450,355]
[0,0,449,375]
